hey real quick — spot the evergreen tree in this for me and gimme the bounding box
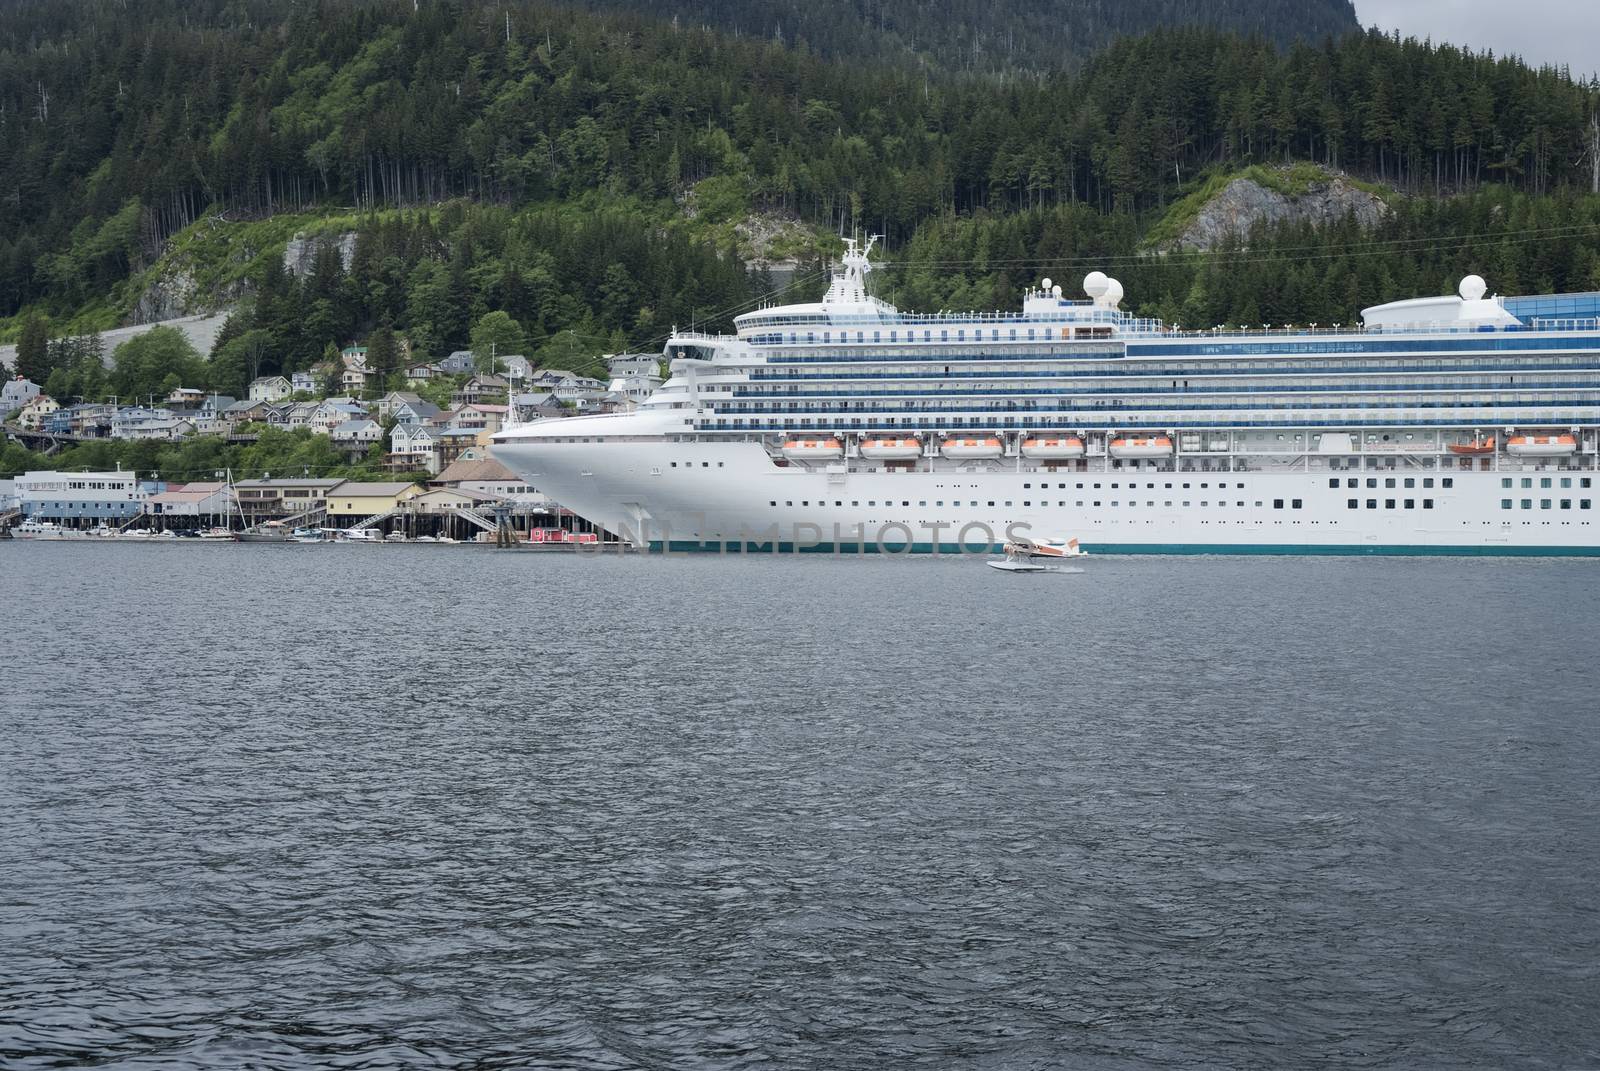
[14,314,52,385]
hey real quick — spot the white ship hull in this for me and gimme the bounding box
[492,431,1600,555]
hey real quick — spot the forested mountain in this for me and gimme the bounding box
[566,0,1360,74]
[1,0,1599,385]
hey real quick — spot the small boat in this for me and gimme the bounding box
[1109,435,1173,459]
[197,527,235,540]
[1021,436,1085,459]
[291,526,334,543]
[1006,535,1087,558]
[1447,435,1497,455]
[236,520,293,543]
[859,436,922,461]
[1506,433,1577,456]
[780,437,844,461]
[14,520,69,540]
[413,535,438,543]
[340,528,384,543]
[941,435,1004,460]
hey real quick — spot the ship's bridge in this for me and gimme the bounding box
[735,235,897,337]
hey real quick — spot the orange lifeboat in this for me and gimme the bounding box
[859,437,923,461]
[941,435,1005,460]
[1109,435,1173,459]
[1021,436,1086,460]
[1447,436,1497,456]
[1506,433,1577,457]
[780,437,844,461]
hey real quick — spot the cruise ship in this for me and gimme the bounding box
[491,238,1600,554]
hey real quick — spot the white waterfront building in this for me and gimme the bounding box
[492,239,1600,555]
[15,469,146,526]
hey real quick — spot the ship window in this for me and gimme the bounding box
[868,501,876,506]
[1541,499,1552,509]
[1424,478,1434,488]
[1385,499,1396,509]
[670,462,677,467]
[702,462,710,468]
[1292,499,1302,509]
[1093,501,1101,507]
[785,501,793,506]
[988,501,995,507]
[1023,483,1031,489]
[1385,478,1396,488]
[1404,499,1415,509]
[851,501,859,506]
[1273,499,1284,509]
[1541,478,1552,488]
[1329,479,1339,488]
[1404,478,1414,488]
[802,501,809,506]
[1561,499,1572,509]
[1502,478,1513,488]
[1522,478,1533,488]
[1583,499,1593,509]
[1583,479,1593,489]
[1561,478,1572,488]
[1442,478,1454,488]
[770,501,776,507]
[919,501,927,507]
[1367,499,1377,509]
[903,501,910,507]
[1346,478,1357,488]
[1023,501,1031,507]
[1366,479,1377,488]
[1502,499,1513,510]
[1522,499,1533,509]
[936,501,944,507]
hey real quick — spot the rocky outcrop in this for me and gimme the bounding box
[283,231,357,278]
[1172,171,1388,251]
[129,264,244,325]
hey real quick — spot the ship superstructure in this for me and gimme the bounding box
[492,238,1600,554]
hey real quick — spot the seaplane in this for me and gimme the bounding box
[987,535,1088,573]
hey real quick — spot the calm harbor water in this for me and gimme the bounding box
[1,543,1597,1069]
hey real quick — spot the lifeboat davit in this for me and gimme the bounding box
[1021,436,1085,460]
[941,435,1005,460]
[1447,436,1497,456]
[860,437,923,461]
[1109,435,1173,459]
[780,437,844,461]
[1506,433,1577,456]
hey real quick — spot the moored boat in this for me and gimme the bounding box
[15,520,69,540]
[236,520,293,543]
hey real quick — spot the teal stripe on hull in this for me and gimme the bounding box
[651,540,1600,557]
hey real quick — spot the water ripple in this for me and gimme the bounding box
[2,546,1598,1068]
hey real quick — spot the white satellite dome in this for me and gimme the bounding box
[1458,274,1487,301]
[1041,277,1053,291]
[1102,278,1124,307]
[1083,271,1109,298]
[1051,284,1062,297]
